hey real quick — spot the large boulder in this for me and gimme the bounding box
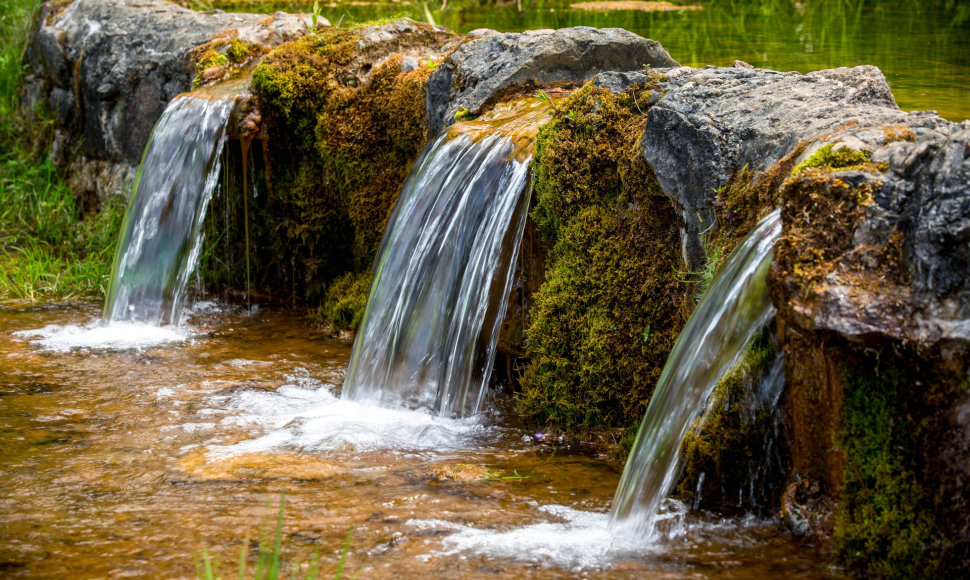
[637,64,948,269]
[425,27,677,135]
[24,0,314,200]
[774,124,970,344]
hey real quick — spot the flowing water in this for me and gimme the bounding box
[103,95,234,326]
[342,100,549,417]
[0,302,841,578]
[610,210,782,539]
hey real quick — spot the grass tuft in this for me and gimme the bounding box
[0,0,125,304]
[195,491,358,580]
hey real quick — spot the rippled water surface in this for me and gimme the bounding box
[0,303,838,578]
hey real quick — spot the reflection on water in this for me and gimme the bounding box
[212,0,970,121]
[0,303,840,578]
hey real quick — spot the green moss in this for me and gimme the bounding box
[675,332,785,512]
[204,22,444,317]
[519,81,692,428]
[197,49,228,71]
[226,38,253,63]
[454,107,475,122]
[774,169,877,295]
[835,360,944,578]
[314,55,432,268]
[191,37,257,89]
[252,33,346,140]
[318,271,371,330]
[791,143,871,176]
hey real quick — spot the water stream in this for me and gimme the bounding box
[103,95,234,326]
[342,101,548,417]
[0,302,836,578]
[609,209,782,538]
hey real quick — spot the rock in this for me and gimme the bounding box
[24,0,316,201]
[774,124,970,345]
[759,74,970,573]
[426,27,677,135]
[639,64,944,269]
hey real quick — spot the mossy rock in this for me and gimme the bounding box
[835,346,969,578]
[204,22,448,314]
[319,271,372,331]
[675,331,786,513]
[519,80,693,428]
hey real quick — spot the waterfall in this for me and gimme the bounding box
[609,209,782,538]
[103,94,234,326]
[342,100,549,417]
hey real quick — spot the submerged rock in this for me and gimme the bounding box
[425,27,677,135]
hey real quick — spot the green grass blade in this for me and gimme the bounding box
[334,527,353,580]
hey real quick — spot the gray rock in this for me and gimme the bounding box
[640,64,947,269]
[426,27,677,135]
[785,125,970,345]
[591,70,655,94]
[25,0,315,200]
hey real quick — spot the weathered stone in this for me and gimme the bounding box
[639,64,946,269]
[24,0,317,201]
[773,125,970,346]
[426,27,677,135]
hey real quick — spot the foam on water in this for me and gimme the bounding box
[13,320,188,352]
[207,370,490,455]
[410,501,688,571]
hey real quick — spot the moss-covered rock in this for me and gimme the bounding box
[202,21,452,314]
[191,36,260,88]
[518,80,693,428]
[318,270,371,331]
[834,345,968,578]
[675,331,787,513]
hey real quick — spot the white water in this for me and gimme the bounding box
[13,320,188,352]
[410,500,696,571]
[610,210,783,539]
[342,132,533,417]
[206,370,490,455]
[103,95,234,326]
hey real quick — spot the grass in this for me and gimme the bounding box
[195,491,359,580]
[0,0,125,303]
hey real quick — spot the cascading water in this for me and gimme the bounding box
[342,100,550,417]
[609,209,782,539]
[103,94,234,326]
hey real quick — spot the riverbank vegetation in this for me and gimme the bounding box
[0,0,124,303]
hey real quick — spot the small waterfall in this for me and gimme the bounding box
[342,100,549,417]
[103,95,234,325]
[609,209,782,538]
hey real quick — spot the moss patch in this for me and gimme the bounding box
[773,160,879,296]
[518,80,693,428]
[204,22,449,315]
[791,143,872,176]
[317,270,371,331]
[708,144,807,269]
[675,331,786,513]
[835,348,968,578]
[191,37,259,88]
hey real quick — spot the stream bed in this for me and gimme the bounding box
[1,302,838,578]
